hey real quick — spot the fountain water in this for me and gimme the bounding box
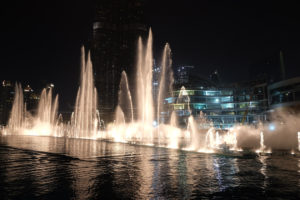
[136,30,154,126]
[5,83,61,136]
[7,83,25,133]
[260,131,265,152]
[27,88,59,136]
[170,111,177,127]
[157,43,173,125]
[36,88,58,126]
[298,132,300,151]
[115,105,126,125]
[70,47,99,139]
[2,29,300,155]
[117,71,134,123]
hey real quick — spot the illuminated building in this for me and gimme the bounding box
[162,80,268,130]
[91,0,148,122]
[268,76,300,112]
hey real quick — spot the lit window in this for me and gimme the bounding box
[221,103,234,109]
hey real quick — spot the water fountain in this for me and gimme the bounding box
[117,71,134,123]
[2,30,300,155]
[25,87,60,137]
[69,47,100,139]
[7,83,25,133]
[157,43,173,125]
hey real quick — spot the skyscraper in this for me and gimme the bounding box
[92,0,147,122]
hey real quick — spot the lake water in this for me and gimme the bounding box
[0,135,300,199]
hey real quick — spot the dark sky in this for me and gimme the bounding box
[146,0,300,83]
[1,0,300,110]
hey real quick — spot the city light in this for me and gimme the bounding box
[269,124,276,131]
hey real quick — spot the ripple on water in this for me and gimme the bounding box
[1,135,300,199]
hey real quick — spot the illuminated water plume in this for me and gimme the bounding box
[2,30,300,155]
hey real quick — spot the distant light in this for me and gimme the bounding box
[269,124,275,131]
[215,98,219,103]
[153,120,158,127]
[47,83,54,89]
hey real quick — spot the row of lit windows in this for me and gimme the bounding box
[167,94,265,105]
[172,109,263,116]
[171,101,265,110]
[172,90,234,97]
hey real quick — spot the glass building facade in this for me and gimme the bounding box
[268,77,300,111]
[162,84,268,130]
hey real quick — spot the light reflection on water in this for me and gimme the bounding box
[0,135,300,199]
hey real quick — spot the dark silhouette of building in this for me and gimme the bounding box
[279,50,286,81]
[268,76,300,113]
[174,66,194,85]
[92,0,147,122]
[210,69,220,86]
[249,50,287,84]
[0,81,14,125]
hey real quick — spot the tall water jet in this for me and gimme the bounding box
[27,88,60,136]
[157,43,173,124]
[260,131,265,152]
[187,115,199,148]
[7,83,25,133]
[115,105,126,125]
[117,71,134,123]
[3,29,300,154]
[177,86,191,112]
[216,131,220,147]
[72,47,99,138]
[36,88,58,126]
[136,30,154,125]
[170,111,177,127]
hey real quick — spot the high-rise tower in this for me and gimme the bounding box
[92,0,147,122]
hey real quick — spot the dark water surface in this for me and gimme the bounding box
[0,135,300,199]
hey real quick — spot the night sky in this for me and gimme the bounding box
[1,0,300,110]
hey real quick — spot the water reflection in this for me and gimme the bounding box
[259,155,268,190]
[176,151,190,199]
[1,135,300,199]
